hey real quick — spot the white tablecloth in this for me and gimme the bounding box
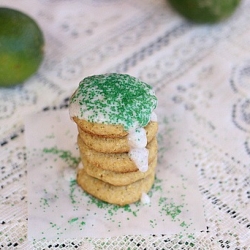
[1,0,250,249]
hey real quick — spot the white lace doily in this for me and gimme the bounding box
[1,0,250,249]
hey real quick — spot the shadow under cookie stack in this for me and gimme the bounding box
[69,73,158,206]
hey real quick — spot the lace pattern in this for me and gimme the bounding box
[1,0,250,249]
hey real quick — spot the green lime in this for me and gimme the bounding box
[0,8,45,87]
[168,0,241,24]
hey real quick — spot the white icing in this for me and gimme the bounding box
[128,147,149,172]
[140,192,151,204]
[149,88,156,96]
[69,100,81,118]
[150,111,157,122]
[69,93,119,124]
[127,111,157,172]
[69,74,157,131]
[128,127,147,148]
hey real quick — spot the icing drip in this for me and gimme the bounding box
[150,111,157,122]
[140,192,151,204]
[128,127,149,172]
[128,127,147,148]
[128,147,149,172]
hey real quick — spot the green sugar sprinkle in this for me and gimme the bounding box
[69,180,77,204]
[70,73,157,131]
[43,147,80,166]
[148,175,162,197]
[159,197,183,220]
[68,217,78,224]
[40,198,49,208]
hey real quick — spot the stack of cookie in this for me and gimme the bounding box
[69,73,158,206]
[75,117,158,206]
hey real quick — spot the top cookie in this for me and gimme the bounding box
[69,73,157,131]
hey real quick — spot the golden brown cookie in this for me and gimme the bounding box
[77,169,155,206]
[78,121,158,153]
[73,116,128,138]
[78,136,158,173]
[82,156,157,186]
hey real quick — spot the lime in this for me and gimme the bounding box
[0,8,45,87]
[168,0,241,24]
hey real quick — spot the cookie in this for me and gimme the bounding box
[73,116,127,138]
[69,74,157,133]
[78,121,158,153]
[78,136,158,173]
[77,169,155,206]
[82,156,157,186]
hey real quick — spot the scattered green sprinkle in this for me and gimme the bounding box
[68,217,78,224]
[180,221,187,227]
[69,180,77,204]
[40,198,49,208]
[43,147,80,166]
